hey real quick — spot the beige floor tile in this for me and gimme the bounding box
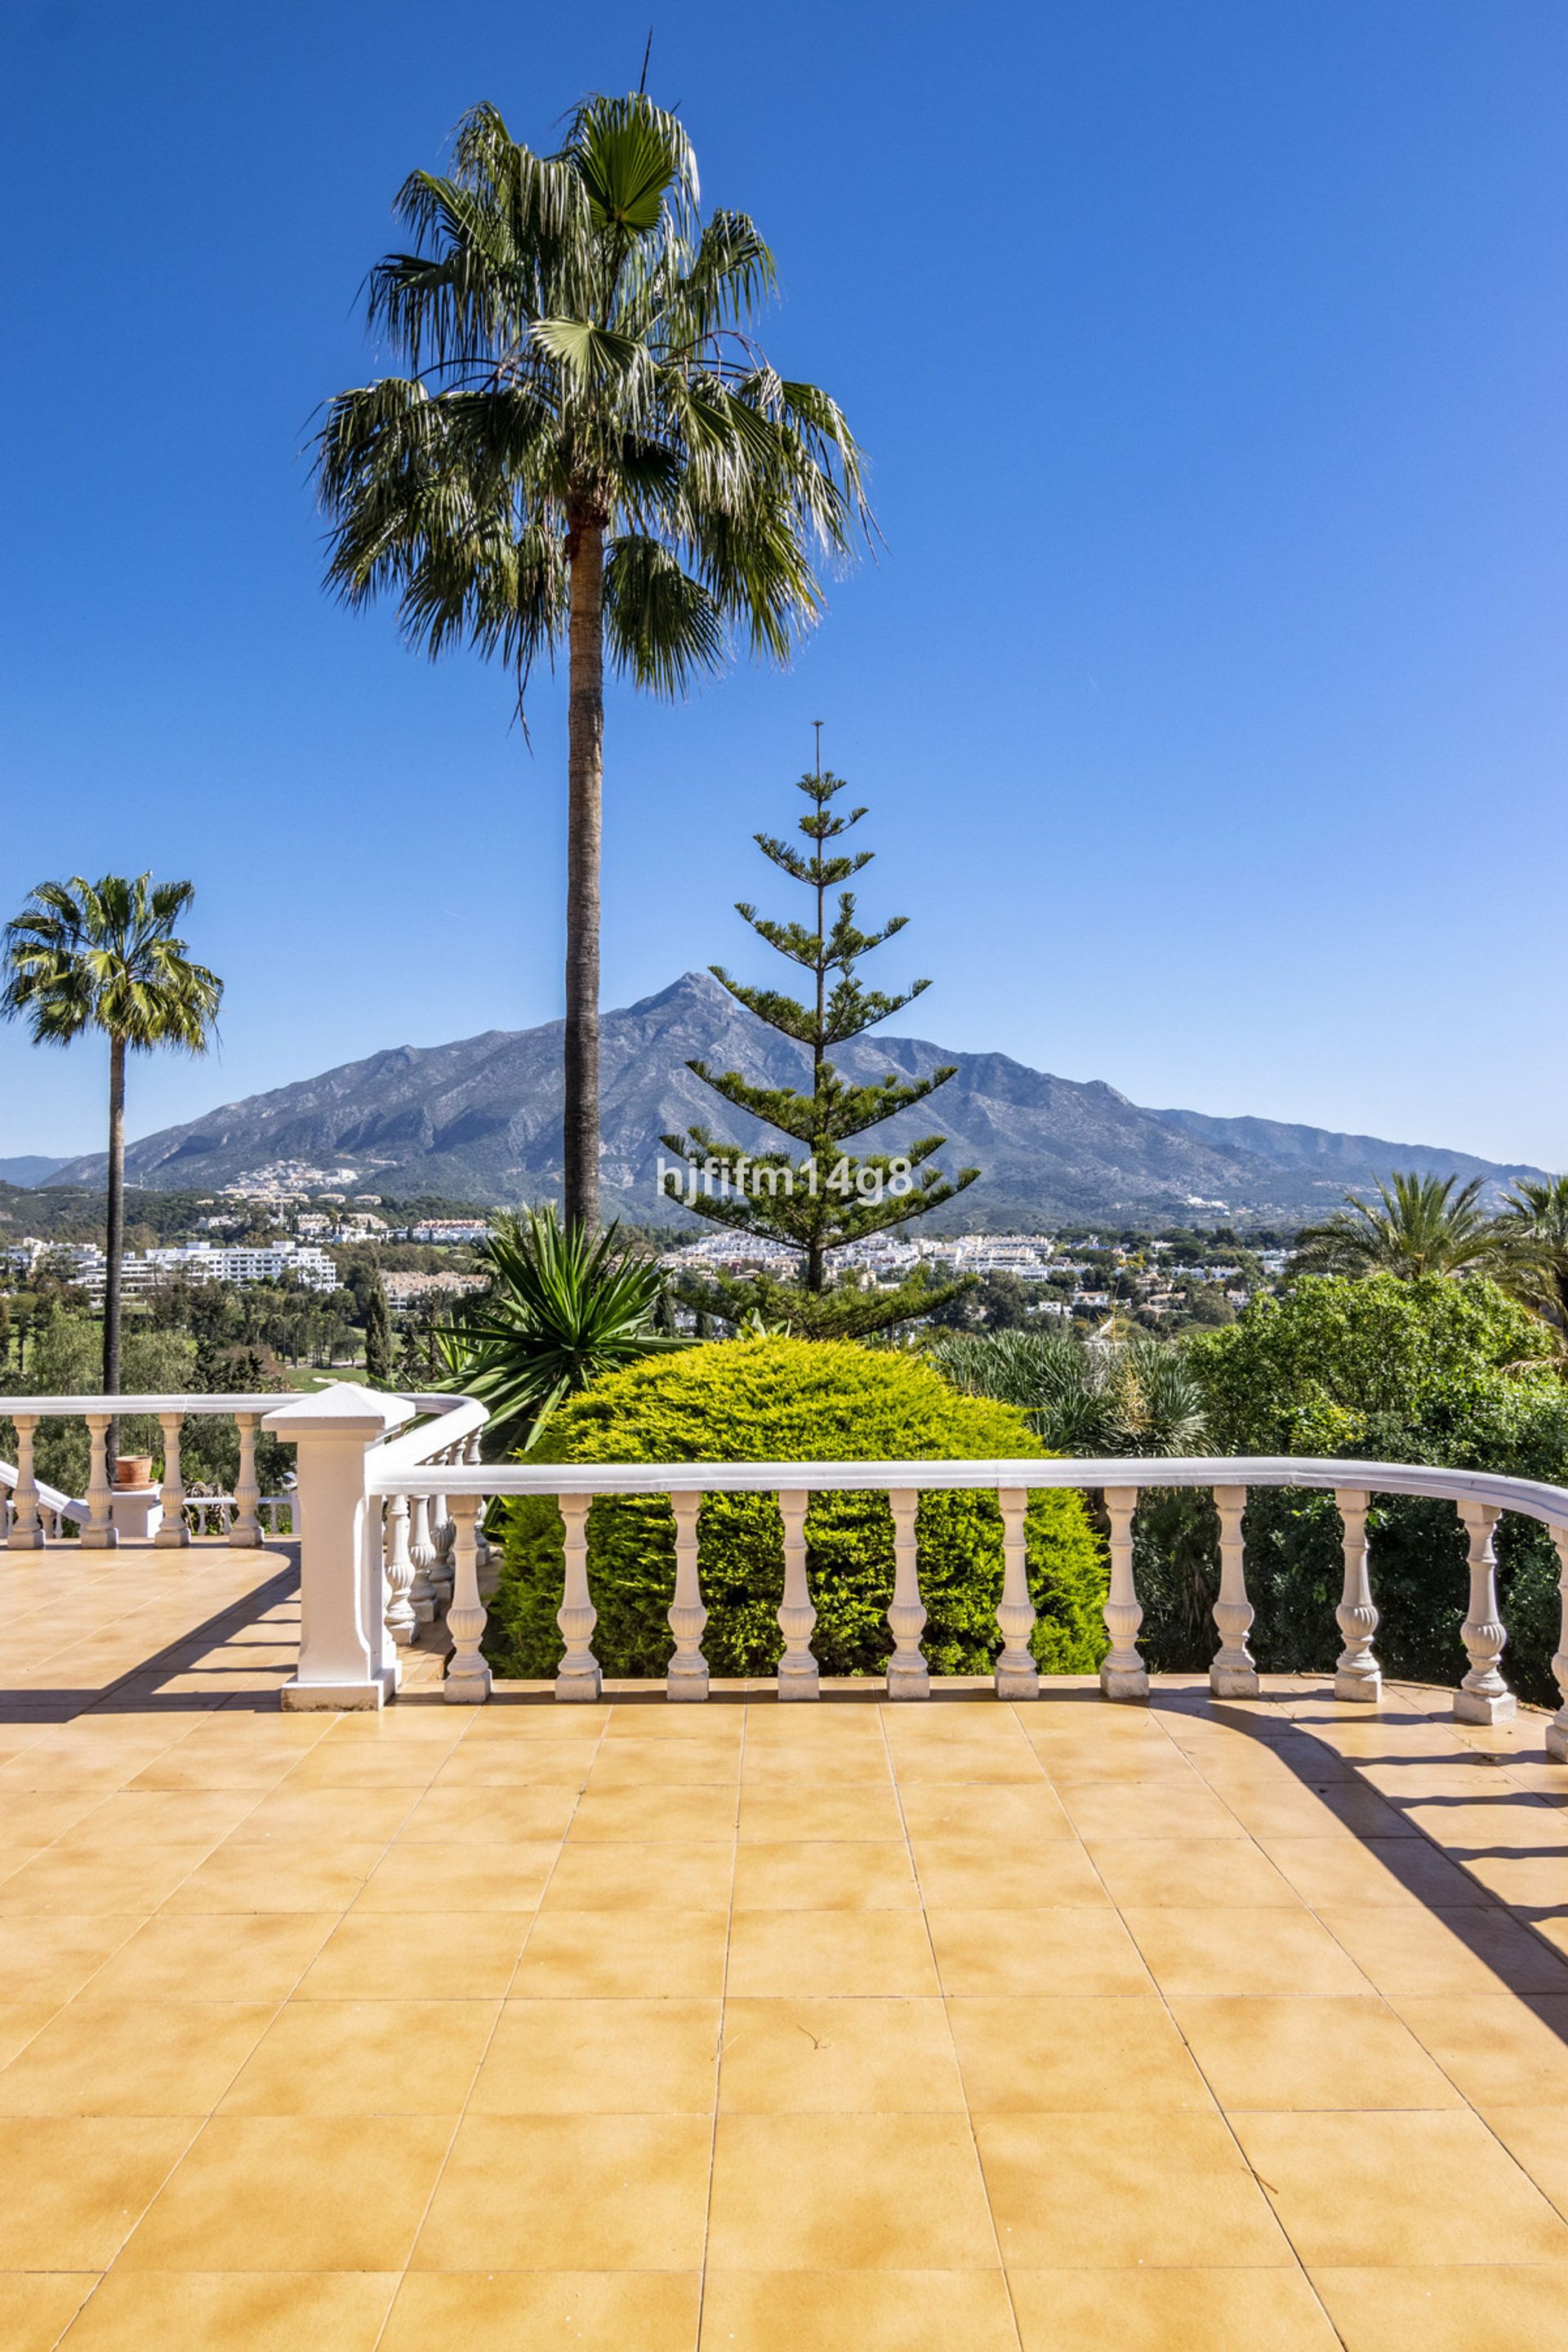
[56,1790,264,1846]
[583,1741,741,1787]
[539,1840,734,1913]
[742,1744,893,1788]
[511,1909,728,1999]
[718,1998,963,2114]
[223,1786,419,1843]
[0,1999,274,2117]
[1082,1835,1303,1909]
[878,1742,1046,1785]
[894,1782,1076,1843]
[1461,1852,1568,1907]
[1312,2265,1568,2352]
[737,1787,906,1842]
[1009,2265,1342,2350]
[1387,1993,1568,2105]
[733,1842,920,1913]
[949,1993,1216,2113]
[1125,1907,1377,1998]
[84,1913,338,2005]
[412,2113,710,2270]
[55,2270,399,2350]
[296,1910,532,2001]
[707,2112,997,2270]
[978,2109,1290,2268]
[926,1906,1154,1996]
[1196,1781,1414,1842]
[1055,1783,1246,1840]
[908,1838,1108,1909]
[727,1912,939,1999]
[0,2007,58,2070]
[0,1917,141,2006]
[0,2273,96,2350]
[1232,2109,1568,2265]
[0,2118,194,2268]
[275,1744,446,1791]
[1480,2105,1568,2221]
[1316,1902,1568,1996]
[220,1999,498,2115]
[381,2270,700,2352]
[1263,1837,1487,1909]
[163,1842,385,1915]
[697,2269,1018,2350]
[1403,1796,1568,1851]
[0,1846,210,1917]
[118,2114,454,2270]
[470,1998,719,2114]
[0,1793,127,1846]
[352,1841,558,1913]
[1171,1996,1463,2109]
[394,1784,579,1843]
[461,1702,611,1735]
[568,1785,739,1841]
[430,1739,598,1788]
[125,1749,298,1793]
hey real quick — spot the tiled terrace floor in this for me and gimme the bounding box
[0,1547,1566,2348]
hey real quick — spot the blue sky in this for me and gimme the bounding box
[2,0,1565,1169]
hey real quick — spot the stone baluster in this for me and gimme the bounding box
[430,1455,455,1601]
[7,1415,45,1551]
[666,1490,709,1701]
[1455,1499,1514,1724]
[886,1488,929,1699]
[464,1430,492,1576]
[1333,1488,1380,1702]
[555,1493,602,1700]
[1099,1485,1147,1700]
[81,1414,118,1550]
[1547,1528,1568,1762]
[382,1494,416,1647]
[444,1494,492,1703]
[229,1414,263,1548]
[153,1412,190,1549]
[776,1487,819,1699]
[408,1493,438,1624]
[995,1486,1040,1699]
[1209,1484,1258,1696]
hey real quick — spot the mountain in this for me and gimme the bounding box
[0,1156,70,1188]
[43,971,1547,1226]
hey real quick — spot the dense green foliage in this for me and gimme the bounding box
[931,1328,1208,1454]
[1180,1275,1568,1702]
[487,1337,1106,1681]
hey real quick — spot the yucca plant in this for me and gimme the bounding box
[930,1327,1208,1457]
[434,1206,688,1448]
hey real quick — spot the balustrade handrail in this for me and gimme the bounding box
[370,1393,487,1476]
[367,1450,1568,1530]
[0,1392,287,1416]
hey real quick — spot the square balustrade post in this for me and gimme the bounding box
[263,1383,415,1712]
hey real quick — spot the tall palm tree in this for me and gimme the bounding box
[1293,1170,1499,1281]
[1489,1174,1568,1348]
[1,877,222,1407]
[314,93,869,1232]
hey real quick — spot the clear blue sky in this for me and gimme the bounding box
[3,0,1565,1168]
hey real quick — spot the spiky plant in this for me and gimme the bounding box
[1293,1172,1499,1281]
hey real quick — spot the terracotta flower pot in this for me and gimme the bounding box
[114,1455,154,1490]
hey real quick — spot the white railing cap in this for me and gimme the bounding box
[0,1393,287,1416]
[368,1450,1568,1530]
[262,1384,415,1439]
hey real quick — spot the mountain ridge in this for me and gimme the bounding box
[40,971,1545,1225]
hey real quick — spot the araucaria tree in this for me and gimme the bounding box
[663,764,978,1338]
[1,877,222,1406]
[314,94,868,1232]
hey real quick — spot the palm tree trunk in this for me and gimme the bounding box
[564,515,605,1236]
[104,1032,126,1458]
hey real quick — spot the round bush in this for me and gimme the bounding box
[485,1337,1107,1681]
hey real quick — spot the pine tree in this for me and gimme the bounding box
[363,1278,394,1386]
[663,753,978,1339]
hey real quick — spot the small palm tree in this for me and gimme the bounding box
[1294,1171,1499,1281]
[315,93,869,1232]
[435,1205,688,1447]
[1,877,222,1406]
[1489,1174,1568,1353]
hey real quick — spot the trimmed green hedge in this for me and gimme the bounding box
[486,1336,1107,1680]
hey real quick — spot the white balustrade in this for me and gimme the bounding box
[382,1494,416,1647]
[1334,1487,1380,1702]
[81,1415,118,1551]
[229,1414,263,1548]
[555,1492,602,1700]
[7,1416,44,1552]
[1209,1484,1258,1697]
[886,1489,929,1699]
[154,1413,189,1549]
[443,1494,491,1703]
[995,1486,1040,1699]
[776,1487,818,1699]
[1100,1485,1147,1700]
[408,1493,438,1624]
[1455,1499,1515,1725]
[666,1490,709,1701]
